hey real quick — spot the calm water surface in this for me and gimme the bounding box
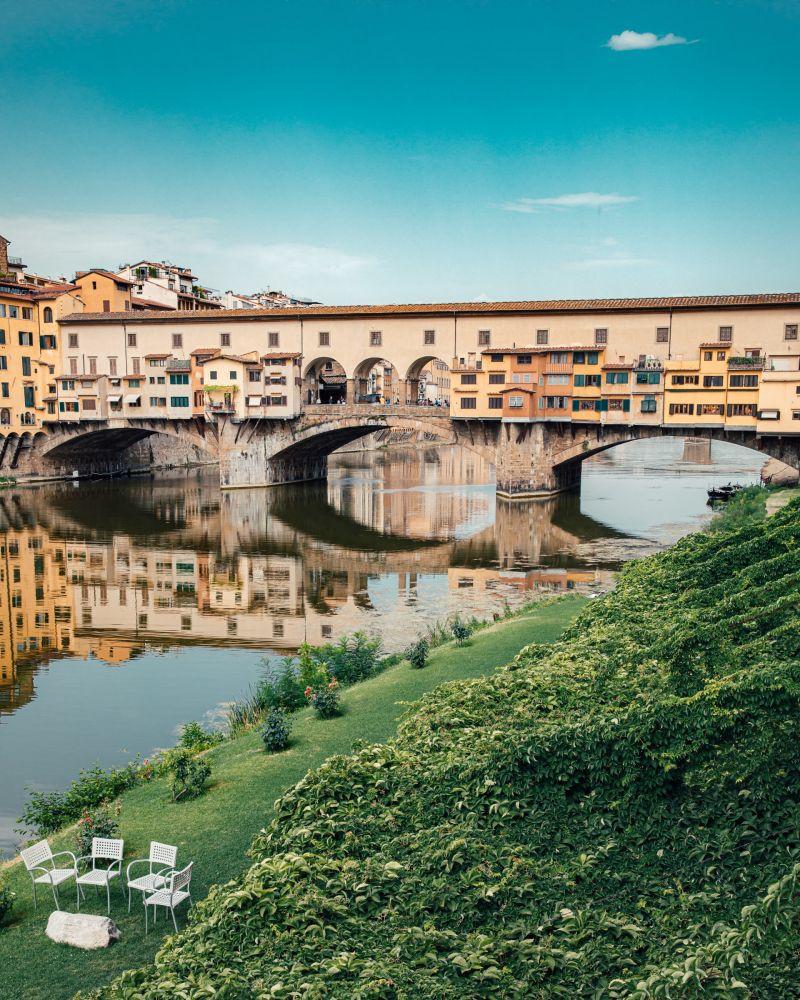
[0,438,761,855]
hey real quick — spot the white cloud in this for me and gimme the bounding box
[501,192,639,214]
[606,30,694,52]
[0,212,373,292]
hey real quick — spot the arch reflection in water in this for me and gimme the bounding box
[0,449,628,720]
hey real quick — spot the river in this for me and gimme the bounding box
[0,437,762,856]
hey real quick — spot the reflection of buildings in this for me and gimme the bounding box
[0,453,634,714]
[0,528,74,716]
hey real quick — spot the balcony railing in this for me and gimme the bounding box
[728,356,765,369]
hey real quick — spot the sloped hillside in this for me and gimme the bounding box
[93,501,800,998]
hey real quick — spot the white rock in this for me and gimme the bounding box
[45,911,121,949]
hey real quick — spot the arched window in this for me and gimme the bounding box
[43,307,53,323]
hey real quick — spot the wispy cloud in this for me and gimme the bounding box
[0,213,374,290]
[606,30,695,52]
[501,192,639,214]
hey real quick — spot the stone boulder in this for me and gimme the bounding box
[761,458,800,487]
[45,911,121,950]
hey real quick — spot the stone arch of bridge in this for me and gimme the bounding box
[351,356,402,403]
[404,354,452,405]
[39,419,217,460]
[302,356,348,404]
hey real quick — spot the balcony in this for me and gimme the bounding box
[543,363,573,375]
[728,356,765,370]
[452,361,482,372]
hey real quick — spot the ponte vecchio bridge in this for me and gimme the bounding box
[6,292,800,495]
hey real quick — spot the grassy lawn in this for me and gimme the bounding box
[0,597,584,1000]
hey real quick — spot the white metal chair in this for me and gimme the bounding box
[76,837,126,914]
[20,838,81,911]
[144,861,193,933]
[126,841,178,912]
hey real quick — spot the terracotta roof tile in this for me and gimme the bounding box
[699,342,730,349]
[75,270,136,286]
[58,291,800,325]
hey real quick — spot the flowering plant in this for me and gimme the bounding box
[306,678,341,719]
[75,803,120,856]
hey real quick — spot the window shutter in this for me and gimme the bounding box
[572,399,580,412]
[623,399,630,412]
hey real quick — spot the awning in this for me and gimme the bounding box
[123,394,141,404]
[108,395,122,403]
[246,395,262,406]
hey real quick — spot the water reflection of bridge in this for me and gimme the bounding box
[0,460,623,716]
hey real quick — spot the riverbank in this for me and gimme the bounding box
[0,597,584,1000]
[87,494,800,998]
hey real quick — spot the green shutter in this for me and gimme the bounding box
[572,399,580,412]
[623,399,630,412]
[574,374,586,387]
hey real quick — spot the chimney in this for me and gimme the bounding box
[0,236,9,278]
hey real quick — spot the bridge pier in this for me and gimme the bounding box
[495,423,585,498]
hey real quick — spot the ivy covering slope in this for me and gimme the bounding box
[92,501,800,999]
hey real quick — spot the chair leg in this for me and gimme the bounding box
[145,901,149,935]
[31,880,37,912]
[52,882,61,911]
[106,881,111,915]
[171,905,178,933]
[128,887,132,913]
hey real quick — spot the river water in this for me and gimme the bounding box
[0,438,762,856]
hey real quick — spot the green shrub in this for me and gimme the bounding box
[405,637,429,669]
[305,679,340,719]
[179,721,224,753]
[451,617,472,645]
[19,761,141,837]
[0,879,15,928]
[168,748,211,802]
[260,708,292,752]
[314,631,383,685]
[75,804,120,858]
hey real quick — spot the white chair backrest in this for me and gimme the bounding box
[92,837,124,861]
[150,841,178,868]
[171,862,193,893]
[21,839,52,871]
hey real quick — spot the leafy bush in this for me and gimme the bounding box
[405,637,429,669]
[168,749,211,802]
[305,679,340,719]
[91,499,800,999]
[0,880,15,928]
[313,632,383,686]
[75,804,120,857]
[179,721,224,753]
[19,761,141,837]
[451,617,472,645]
[260,708,292,752]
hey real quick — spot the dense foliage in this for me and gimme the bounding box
[178,721,225,753]
[406,637,429,670]
[91,500,800,998]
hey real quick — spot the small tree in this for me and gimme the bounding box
[261,708,292,752]
[452,619,472,646]
[406,637,429,670]
[168,748,211,802]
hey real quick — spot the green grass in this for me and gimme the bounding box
[0,597,584,1000]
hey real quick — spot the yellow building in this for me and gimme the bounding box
[0,278,82,430]
[72,269,135,313]
[663,342,759,428]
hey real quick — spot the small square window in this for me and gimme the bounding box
[719,326,733,342]
[594,328,608,345]
[172,333,183,349]
[319,331,330,346]
[220,332,231,347]
[127,333,137,347]
[268,331,280,347]
[68,334,79,349]
[424,330,435,345]
[370,331,382,347]
[785,325,798,341]
[536,329,549,345]
[478,330,491,346]
[656,327,669,343]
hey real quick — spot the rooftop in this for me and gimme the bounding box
[58,291,800,325]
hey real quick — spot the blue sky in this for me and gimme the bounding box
[1,0,798,303]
